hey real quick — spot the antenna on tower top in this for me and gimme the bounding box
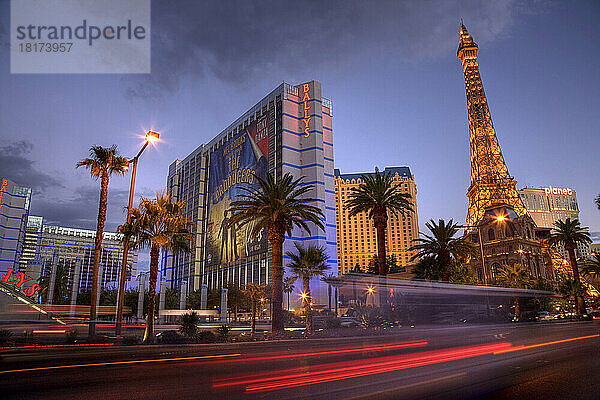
[460,17,464,27]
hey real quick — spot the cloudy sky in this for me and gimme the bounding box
[1,1,599,252]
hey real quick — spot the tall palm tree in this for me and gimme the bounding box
[37,262,70,304]
[120,193,192,343]
[227,172,324,334]
[76,145,128,337]
[283,276,296,311]
[548,218,592,316]
[321,273,335,311]
[286,243,329,333]
[409,219,478,281]
[496,263,531,321]
[346,167,412,275]
[323,274,343,317]
[244,283,266,335]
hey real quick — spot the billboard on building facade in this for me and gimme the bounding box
[204,115,270,271]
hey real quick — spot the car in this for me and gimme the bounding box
[536,311,554,321]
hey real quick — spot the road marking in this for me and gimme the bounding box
[0,353,241,374]
[493,334,600,355]
[345,373,467,400]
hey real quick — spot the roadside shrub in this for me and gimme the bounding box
[179,311,200,337]
[65,329,79,344]
[16,330,38,345]
[324,316,342,329]
[234,332,257,342]
[355,306,402,329]
[195,330,216,343]
[0,329,13,346]
[157,330,182,344]
[122,335,140,346]
[216,325,230,342]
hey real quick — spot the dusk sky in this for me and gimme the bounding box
[1,0,599,259]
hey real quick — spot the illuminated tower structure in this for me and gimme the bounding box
[457,24,526,227]
[457,24,554,283]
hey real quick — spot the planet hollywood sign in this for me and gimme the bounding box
[1,268,40,297]
[544,186,573,196]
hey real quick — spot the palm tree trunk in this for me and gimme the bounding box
[334,287,338,317]
[89,173,108,338]
[567,244,586,316]
[328,284,332,312]
[268,230,285,335]
[440,250,451,282]
[514,297,520,321]
[143,243,159,344]
[374,214,388,276]
[303,277,312,333]
[251,299,256,335]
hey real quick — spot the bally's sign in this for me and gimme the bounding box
[544,186,573,196]
[301,83,311,138]
[1,269,40,297]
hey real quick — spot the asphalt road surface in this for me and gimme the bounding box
[2,321,599,400]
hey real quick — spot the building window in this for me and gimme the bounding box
[488,228,495,241]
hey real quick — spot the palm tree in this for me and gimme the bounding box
[76,145,128,337]
[409,219,478,281]
[582,253,600,279]
[548,218,592,316]
[410,256,441,281]
[323,274,343,317]
[37,262,70,304]
[227,172,324,334]
[120,193,192,343]
[244,283,266,335]
[286,243,329,333]
[496,263,531,321]
[367,254,403,275]
[321,274,334,311]
[346,167,412,275]
[559,279,588,317]
[283,276,296,311]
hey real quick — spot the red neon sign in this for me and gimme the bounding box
[0,179,7,215]
[1,268,40,297]
[302,83,311,138]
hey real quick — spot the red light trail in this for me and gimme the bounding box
[213,342,512,392]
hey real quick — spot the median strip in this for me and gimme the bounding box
[0,353,241,374]
[493,334,600,355]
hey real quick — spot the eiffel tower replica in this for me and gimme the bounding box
[458,23,527,227]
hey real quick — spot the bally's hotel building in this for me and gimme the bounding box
[166,81,336,300]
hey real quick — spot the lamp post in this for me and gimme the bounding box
[459,215,506,316]
[458,215,507,286]
[115,130,159,336]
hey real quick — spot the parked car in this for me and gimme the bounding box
[536,311,555,321]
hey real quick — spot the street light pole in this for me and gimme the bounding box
[115,131,159,336]
[459,215,507,317]
[459,224,487,285]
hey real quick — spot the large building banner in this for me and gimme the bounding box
[205,116,270,270]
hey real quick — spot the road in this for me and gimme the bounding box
[1,321,599,399]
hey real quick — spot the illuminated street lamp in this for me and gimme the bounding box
[495,215,507,223]
[459,214,508,286]
[115,130,160,336]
